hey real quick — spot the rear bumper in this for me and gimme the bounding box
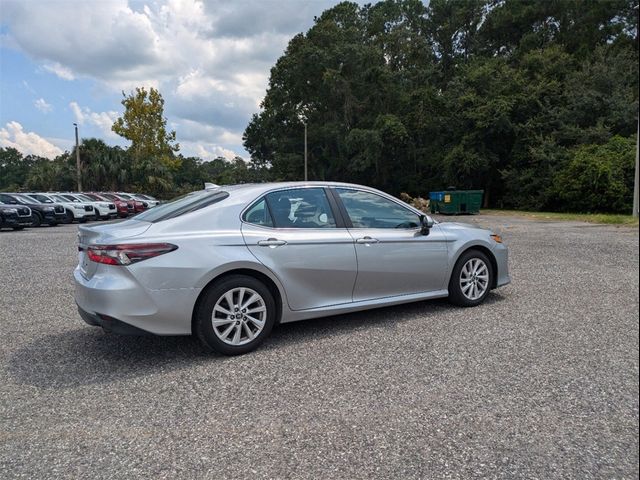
[77,305,152,335]
[74,266,199,336]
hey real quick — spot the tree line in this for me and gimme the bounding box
[1,0,638,213]
[244,0,638,212]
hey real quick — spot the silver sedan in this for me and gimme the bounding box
[74,182,510,355]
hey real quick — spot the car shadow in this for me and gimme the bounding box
[8,293,506,389]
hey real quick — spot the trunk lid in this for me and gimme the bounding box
[77,219,152,279]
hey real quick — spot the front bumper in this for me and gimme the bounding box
[1,214,32,227]
[492,243,511,288]
[72,209,93,219]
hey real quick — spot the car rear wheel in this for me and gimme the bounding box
[448,249,493,307]
[195,275,276,355]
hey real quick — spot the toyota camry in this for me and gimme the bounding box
[74,182,510,355]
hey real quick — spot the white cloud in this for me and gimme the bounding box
[180,141,240,161]
[69,102,119,138]
[1,0,346,157]
[43,62,75,80]
[34,98,53,113]
[0,121,63,158]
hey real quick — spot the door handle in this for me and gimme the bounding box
[356,236,379,245]
[257,238,287,247]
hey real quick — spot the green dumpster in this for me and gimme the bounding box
[429,189,483,215]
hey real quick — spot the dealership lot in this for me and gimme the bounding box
[0,216,638,479]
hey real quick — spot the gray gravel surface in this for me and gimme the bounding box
[0,216,638,479]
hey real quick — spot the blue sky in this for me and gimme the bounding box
[0,0,346,160]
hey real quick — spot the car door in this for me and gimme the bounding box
[241,187,358,311]
[333,187,449,302]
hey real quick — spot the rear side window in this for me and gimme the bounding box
[264,188,337,228]
[243,198,273,227]
[134,190,229,223]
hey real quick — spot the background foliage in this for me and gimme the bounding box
[244,0,639,212]
[1,0,638,213]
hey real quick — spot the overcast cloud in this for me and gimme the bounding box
[0,0,343,159]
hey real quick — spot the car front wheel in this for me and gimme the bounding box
[448,249,493,307]
[195,275,276,355]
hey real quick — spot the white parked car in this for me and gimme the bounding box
[57,193,118,220]
[25,193,95,223]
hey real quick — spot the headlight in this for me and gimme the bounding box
[43,206,55,212]
[99,203,109,208]
[73,205,84,210]
[3,208,17,213]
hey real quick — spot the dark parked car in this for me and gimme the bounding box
[0,193,65,226]
[0,203,32,230]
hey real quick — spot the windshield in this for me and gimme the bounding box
[53,195,70,203]
[12,195,30,205]
[29,194,54,203]
[62,194,80,202]
[101,193,118,200]
[134,190,229,223]
[84,193,105,201]
[77,194,95,202]
[117,193,132,199]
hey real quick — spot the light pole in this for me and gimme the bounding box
[73,123,82,191]
[303,120,308,182]
[297,102,309,181]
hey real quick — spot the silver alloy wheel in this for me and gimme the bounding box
[459,258,489,301]
[211,287,267,346]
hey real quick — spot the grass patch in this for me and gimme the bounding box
[482,209,639,226]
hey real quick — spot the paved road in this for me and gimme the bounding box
[0,216,638,479]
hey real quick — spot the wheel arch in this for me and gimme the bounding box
[451,244,499,289]
[191,267,284,335]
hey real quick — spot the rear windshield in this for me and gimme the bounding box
[133,190,229,223]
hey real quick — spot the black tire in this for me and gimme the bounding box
[195,274,276,356]
[12,226,24,231]
[78,218,87,223]
[448,249,494,307]
[31,213,42,227]
[63,210,74,224]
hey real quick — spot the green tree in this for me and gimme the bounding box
[0,148,34,190]
[112,87,180,168]
[552,135,636,213]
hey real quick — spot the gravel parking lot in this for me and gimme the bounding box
[0,215,638,479]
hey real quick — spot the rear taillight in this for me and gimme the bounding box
[85,243,177,266]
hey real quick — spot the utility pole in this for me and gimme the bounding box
[634,120,638,217]
[634,4,639,218]
[74,123,82,191]
[304,121,308,182]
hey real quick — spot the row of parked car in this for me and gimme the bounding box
[0,191,160,230]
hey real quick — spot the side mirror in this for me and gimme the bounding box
[419,215,434,235]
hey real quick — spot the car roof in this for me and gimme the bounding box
[217,181,378,196]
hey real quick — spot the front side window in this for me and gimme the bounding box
[264,188,336,228]
[336,188,420,229]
